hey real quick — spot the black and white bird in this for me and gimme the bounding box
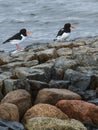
[54,23,76,42]
[2,28,30,51]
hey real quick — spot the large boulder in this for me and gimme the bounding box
[35,88,81,105]
[56,100,98,126]
[1,89,32,119]
[0,103,19,121]
[23,103,68,120]
[23,117,87,130]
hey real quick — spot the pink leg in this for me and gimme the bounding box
[16,44,22,51]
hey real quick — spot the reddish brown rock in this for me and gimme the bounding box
[56,100,98,126]
[1,89,32,119]
[23,103,68,121]
[35,88,81,105]
[0,103,19,121]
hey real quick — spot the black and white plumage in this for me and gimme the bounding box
[54,23,76,42]
[2,28,30,51]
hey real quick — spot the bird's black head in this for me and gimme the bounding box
[64,23,71,33]
[20,28,27,36]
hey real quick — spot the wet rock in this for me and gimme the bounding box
[53,56,77,79]
[35,88,81,105]
[14,67,50,82]
[56,100,98,126]
[1,89,32,119]
[64,69,92,91]
[36,48,57,63]
[0,103,19,121]
[0,118,25,130]
[49,80,70,89]
[23,103,68,120]
[23,117,87,130]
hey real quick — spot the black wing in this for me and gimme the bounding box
[3,33,22,44]
[56,28,64,37]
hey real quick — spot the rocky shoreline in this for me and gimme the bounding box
[0,36,98,130]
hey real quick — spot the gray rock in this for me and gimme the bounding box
[88,98,98,106]
[53,56,77,79]
[23,117,87,130]
[0,71,13,92]
[14,67,50,82]
[3,79,31,94]
[49,80,70,89]
[57,47,72,56]
[0,52,13,65]
[64,69,92,91]
[22,60,38,67]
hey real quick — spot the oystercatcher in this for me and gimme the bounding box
[2,28,30,51]
[54,23,76,42]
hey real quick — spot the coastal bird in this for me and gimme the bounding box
[2,28,30,51]
[54,23,76,42]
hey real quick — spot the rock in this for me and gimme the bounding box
[1,89,32,119]
[0,71,13,92]
[78,90,97,101]
[0,103,19,121]
[88,98,98,106]
[36,48,57,63]
[22,60,38,67]
[35,88,81,105]
[28,80,49,103]
[64,69,92,92]
[23,117,87,130]
[57,47,72,56]
[56,100,98,126]
[14,67,50,82]
[72,46,98,67]
[31,62,54,81]
[0,118,25,130]
[23,103,68,120]
[83,122,98,130]
[2,61,24,68]
[3,79,31,94]
[53,56,77,79]
[0,52,12,65]
[49,80,70,89]
[0,91,3,101]
[48,41,73,49]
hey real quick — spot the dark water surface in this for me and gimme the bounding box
[0,0,98,51]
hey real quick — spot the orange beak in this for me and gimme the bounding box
[26,31,31,35]
[70,25,76,29]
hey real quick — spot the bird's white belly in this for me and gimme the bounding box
[10,34,26,45]
[57,33,70,41]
